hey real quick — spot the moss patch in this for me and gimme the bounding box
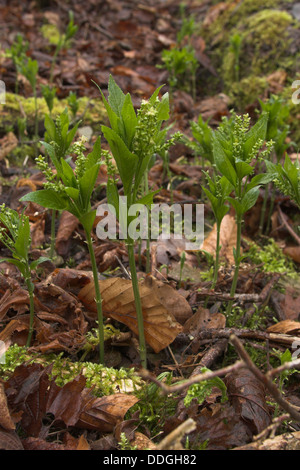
[0,92,107,133]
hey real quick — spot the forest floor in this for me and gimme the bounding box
[0,0,300,451]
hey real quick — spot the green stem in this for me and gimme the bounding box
[144,172,151,274]
[212,220,221,289]
[49,209,56,260]
[25,276,35,347]
[226,214,242,316]
[85,230,105,364]
[49,42,61,84]
[127,240,147,368]
[265,185,276,234]
[259,183,269,235]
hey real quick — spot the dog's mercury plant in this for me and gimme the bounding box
[20,135,106,364]
[96,75,181,367]
[213,112,274,314]
[0,206,48,346]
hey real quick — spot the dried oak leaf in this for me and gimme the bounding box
[0,383,15,431]
[55,211,79,257]
[0,288,29,321]
[267,320,300,335]
[225,367,271,435]
[0,427,24,450]
[5,363,138,437]
[78,277,183,353]
[183,306,226,336]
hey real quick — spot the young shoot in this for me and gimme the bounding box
[212,112,274,314]
[0,205,48,346]
[96,75,181,367]
[49,10,78,84]
[20,135,106,364]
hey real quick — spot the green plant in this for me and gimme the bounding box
[212,112,274,314]
[202,173,232,288]
[118,433,138,451]
[186,115,214,165]
[41,84,57,115]
[229,33,242,84]
[266,154,300,209]
[184,367,228,407]
[258,95,291,234]
[67,91,79,119]
[159,47,198,101]
[49,10,78,84]
[20,134,106,363]
[21,58,39,146]
[0,206,48,346]
[39,108,80,259]
[96,75,180,367]
[5,33,29,93]
[132,371,177,436]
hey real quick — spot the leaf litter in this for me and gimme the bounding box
[0,0,300,452]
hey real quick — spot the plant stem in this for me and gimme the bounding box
[259,183,269,235]
[85,230,105,364]
[127,240,147,368]
[212,220,221,289]
[25,276,35,347]
[265,185,276,234]
[49,209,56,260]
[226,215,242,315]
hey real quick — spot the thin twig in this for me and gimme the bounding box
[139,360,244,395]
[156,418,196,450]
[230,334,300,422]
[277,204,300,245]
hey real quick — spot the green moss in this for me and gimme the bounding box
[0,92,107,133]
[247,238,298,278]
[202,1,298,109]
[0,344,143,396]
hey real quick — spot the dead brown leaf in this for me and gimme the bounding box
[78,277,183,353]
[0,383,15,431]
[283,246,300,264]
[200,214,237,264]
[144,276,192,325]
[5,363,138,437]
[55,211,79,257]
[0,132,18,160]
[183,306,226,336]
[267,320,300,335]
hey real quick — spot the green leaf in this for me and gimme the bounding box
[245,173,274,193]
[30,256,50,271]
[156,92,170,121]
[101,126,138,195]
[79,163,100,211]
[241,187,260,213]
[108,74,126,117]
[243,113,268,158]
[65,186,80,202]
[60,158,77,187]
[213,135,237,186]
[79,210,96,234]
[136,189,160,206]
[20,190,68,211]
[106,178,120,219]
[120,93,137,150]
[15,216,30,260]
[235,160,254,180]
[86,136,101,169]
